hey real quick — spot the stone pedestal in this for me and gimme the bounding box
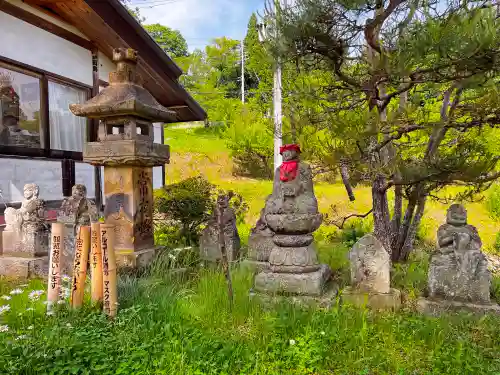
[255,264,332,296]
[104,166,156,262]
[0,230,49,278]
[254,214,336,302]
[0,256,48,278]
[2,230,48,258]
[417,297,500,316]
[342,287,402,310]
[342,234,401,311]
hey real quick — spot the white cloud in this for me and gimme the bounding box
[138,0,251,50]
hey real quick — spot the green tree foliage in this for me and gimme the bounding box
[266,0,500,261]
[154,176,248,246]
[143,24,189,58]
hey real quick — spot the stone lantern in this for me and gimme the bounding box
[70,48,174,267]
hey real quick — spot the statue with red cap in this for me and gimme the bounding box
[264,144,319,216]
[252,143,335,302]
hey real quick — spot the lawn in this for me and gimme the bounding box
[165,125,500,251]
[0,125,499,374]
[1,263,500,374]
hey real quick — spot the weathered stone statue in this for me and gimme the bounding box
[3,183,47,256]
[59,184,98,232]
[0,183,48,277]
[58,184,98,274]
[245,208,274,271]
[200,195,241,263]
[342,234,401,310]
[418,204,500,315]
[254,144,334,301]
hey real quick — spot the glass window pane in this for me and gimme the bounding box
[49,81,87,152]
[0,66,41,148]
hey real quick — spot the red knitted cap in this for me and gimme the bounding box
[279,144,301,155]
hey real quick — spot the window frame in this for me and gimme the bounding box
[0,55,92,161]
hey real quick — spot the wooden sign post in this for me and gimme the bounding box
[70,226,91,308]
[90,223,103,304]
[47,223,64,312]
[100,224,118,317]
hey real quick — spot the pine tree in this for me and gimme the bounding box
[268,0,500,261]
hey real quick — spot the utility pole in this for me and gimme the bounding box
[241,40,245,104]
[272,0,283,171]
[258,0,284,172]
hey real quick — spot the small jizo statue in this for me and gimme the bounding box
[5,183,45,233]
[429,204,491,304]
[3,183,48,257]
[59,184,98,233]
[349,234,391,294]
[200,194,241,263]
[264,144,318,216]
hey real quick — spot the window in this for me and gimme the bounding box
[49,80,87,152]
[0,66,41,148]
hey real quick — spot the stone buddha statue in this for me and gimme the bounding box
[200,194,241,263]
[3,183,47,257]
[428,204,491,304]
[5,183,45,233]
[264,144,319,216]
[59,184,98,233]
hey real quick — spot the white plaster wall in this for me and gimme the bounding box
[153,123,164,189]
[98,51,115,83]
[0,159,62,203]
[75,163,95,198]
[5,0,90,40]
[0,11,92,85]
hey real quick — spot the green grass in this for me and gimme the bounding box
[1,261,500,375]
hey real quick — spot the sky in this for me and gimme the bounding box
[131,0,265,51]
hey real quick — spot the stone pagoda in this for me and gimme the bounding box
[70,48,174,268]
[253,144,336,306]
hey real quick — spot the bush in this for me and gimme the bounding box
[155,176,215,245]
[224,106,274,179]
[154,176,248,246]
[494,232,500,253]
[486,184,500,220]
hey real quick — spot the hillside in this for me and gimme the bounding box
[164,125,500,251]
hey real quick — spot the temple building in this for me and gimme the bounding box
[0,0,205,220]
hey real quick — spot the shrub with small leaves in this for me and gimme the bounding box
[486,184,500,221]
[154,176,248,246]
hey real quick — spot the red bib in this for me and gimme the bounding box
[280,160,299,182]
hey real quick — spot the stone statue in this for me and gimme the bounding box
[59,184,98,233]
[246,208,274,268]
[342,234,401,310]
[5,183,46,234]
[200,195,241,263]
[264,144,319,216]
[2,183,48,257]
[428,204,491,304]
[57,184,98,275]
[348,234,390,294]
[254,144,332,299]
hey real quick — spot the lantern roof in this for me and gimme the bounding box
[70,48,177,122]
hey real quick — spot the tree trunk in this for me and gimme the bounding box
[340,159,355,201]
[372,175,392,252]
[400,194,427,261]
